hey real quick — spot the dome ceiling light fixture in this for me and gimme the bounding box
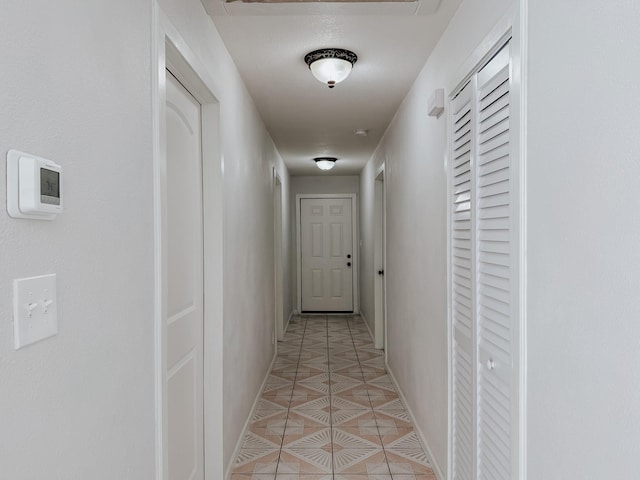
[314,157,337,171]
[304,48,358,89]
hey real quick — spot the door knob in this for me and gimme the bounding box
[378,270,384,276]
[347,262,352,267]
[486,358,495,370]
[347,254,351,259]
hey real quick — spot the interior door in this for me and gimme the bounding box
[374,173,386,350]
[451,80,475,480]
[165,70,204,480]
[300,197,354,312]
[475,42,514,480]
[450,40,517,480]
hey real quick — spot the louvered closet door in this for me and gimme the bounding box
[451,82,475,480]
[450,39,516,480]
[475,42,513,480]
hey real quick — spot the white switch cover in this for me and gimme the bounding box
[13,274,58,349]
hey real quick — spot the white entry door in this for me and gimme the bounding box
[300,197,354,312]
[165,70,204,480]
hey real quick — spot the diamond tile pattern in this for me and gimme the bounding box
[232,315,436,480]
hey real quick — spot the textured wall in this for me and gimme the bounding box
[0,1,156,478]
[0,0,290,477]
[359,0,513,476]
[526,0,640,477]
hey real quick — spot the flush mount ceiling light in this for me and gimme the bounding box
[304,48,358,88]
[314,157,337,171]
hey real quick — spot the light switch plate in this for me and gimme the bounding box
[13,274,58,349]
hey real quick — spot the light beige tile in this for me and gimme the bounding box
[380,429,422,450]
[332,394,372,410]
[251,411,288,428]
[287,408,331,428]
[274,475,333,480]
[232,449,280,474]
[262,385,295,398]
[282,427,332,449]
[332,426,383,448]
[244,425,285,446]
[391,475,437,480]
[231,474,276,480]
[278,448,333,474]
[333,448,388,474]
[374,411,413,430]
[331,409,376,428]
[384,450,433,475]
[334,475,392,480]
[288,394,329,409]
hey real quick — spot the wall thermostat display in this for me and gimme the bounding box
[7,150,63,220]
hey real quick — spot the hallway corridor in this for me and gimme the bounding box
[231,316,435,480]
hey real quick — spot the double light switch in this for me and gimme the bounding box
[13,274,58,349]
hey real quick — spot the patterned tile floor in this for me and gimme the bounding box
[231,315,437,480]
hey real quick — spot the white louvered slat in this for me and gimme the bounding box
[451,82,474,480]
[475,42,513,480]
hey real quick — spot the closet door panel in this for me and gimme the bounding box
[451,82,475,480]
[475,42,513,480]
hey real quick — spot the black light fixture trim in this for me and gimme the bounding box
[304,48,358,67]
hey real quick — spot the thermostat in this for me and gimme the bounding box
[7,150,63,220]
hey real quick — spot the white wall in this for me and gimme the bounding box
[359,0,512,476]
[0,1,155,478]
[525,1,640,478]
[0,0,290,477]
[289,175,359,313]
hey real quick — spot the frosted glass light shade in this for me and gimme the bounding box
[304,48,357,89]
[314,157,337,170]
[309,58,353,87]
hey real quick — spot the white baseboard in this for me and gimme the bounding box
[284,310,294,333]
[385,362,446,480]
[224,351,277,480]
[359,312,375,344]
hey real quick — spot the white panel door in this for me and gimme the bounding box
[165,70,204,480]
[300,197,354,312]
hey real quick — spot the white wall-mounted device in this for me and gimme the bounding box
[428,88,445,118]
[13,274,58,349]
[7,149,63,220]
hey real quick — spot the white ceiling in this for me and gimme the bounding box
[202,0,462,175]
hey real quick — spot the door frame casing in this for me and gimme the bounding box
[295,193,359,314]
[374,164,387,351]
[152,4,224,480]
[273,168,285,342]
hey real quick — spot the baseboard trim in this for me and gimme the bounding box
[359,312,375,344]
[385,362,446,480]
[284,310,294,333]
[224,351,278,480]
